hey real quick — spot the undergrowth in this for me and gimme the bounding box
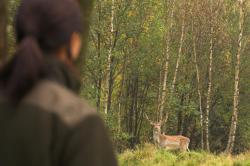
[119,144,250,166]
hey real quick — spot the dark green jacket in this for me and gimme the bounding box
[0,60,117,166]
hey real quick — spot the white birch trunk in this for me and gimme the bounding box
[225,0,244,154]
[204,25,214,152]
[104,0,115,114]
[192,20,204,150]
[171,17,185,93]
[158,0,176,120]
[157,69,163,121]
[204,0,216,152]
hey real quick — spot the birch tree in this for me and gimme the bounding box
[104,0,115,114]
[158,0,176,120]
[204,29,213,152]
[203,0,215,152]
[171,13,185,93]
[225,0,245,154]
[192,17,204,149]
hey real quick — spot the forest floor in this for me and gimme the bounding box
[119,144,250,166]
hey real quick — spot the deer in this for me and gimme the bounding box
[145,113,190,152]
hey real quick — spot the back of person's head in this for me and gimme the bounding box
[0,0,92,103]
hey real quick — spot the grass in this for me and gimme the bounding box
[119,143,250,166]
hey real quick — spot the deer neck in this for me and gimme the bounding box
[153,130,161,144]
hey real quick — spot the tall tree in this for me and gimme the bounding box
[104,0,115,114]
[192,16,204,149]
[0,0,7,65]
[77,0,94,67]
[158,0,176,120]
[96,0,102,112]
[171,10,185,93]
[204,0,215,152]
[225,0,245,154]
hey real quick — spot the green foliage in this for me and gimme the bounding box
[102,111,132,152]
[81,0,250,154]
[119,144,250,166]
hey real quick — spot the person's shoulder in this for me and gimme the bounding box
[22,80,97,126]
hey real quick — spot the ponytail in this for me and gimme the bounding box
[0,36,45,102]
[0,0,86,103]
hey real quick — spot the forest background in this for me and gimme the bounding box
[0,0,250,157]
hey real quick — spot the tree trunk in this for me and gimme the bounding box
[158,0,176,121]
[96,78,102,112]
[171,16,185,93]
[125,79,131,133]
[104,0,115,114]
[192,19,204,149]
[128,74,138,144]
[117,53,127,132]
[137,84,149,139]
[96,0,102,112]
[177,94,185,135]
[204,0,216,152]
[225,0,244,155]
[107,68,114,113]
[157,67,162,121]
[77,0,94,68]
[133,76,139,139]
[204,25,214,152]
[0,0,7,66]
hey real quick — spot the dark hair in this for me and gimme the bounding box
[0,0,90,102]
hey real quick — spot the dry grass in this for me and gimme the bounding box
[119,144,250,166]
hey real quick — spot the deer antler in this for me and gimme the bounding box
[160,112,169,125]
[144,113,154,124]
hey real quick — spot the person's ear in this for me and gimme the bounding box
[70,32,82,60]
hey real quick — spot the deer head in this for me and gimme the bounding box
[145,113,168,135]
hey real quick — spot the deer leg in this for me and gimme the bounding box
[179,141,184,152]
[187,144,190,152]
[180,147,185,152]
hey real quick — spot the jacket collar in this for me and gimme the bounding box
[44,57,81,93]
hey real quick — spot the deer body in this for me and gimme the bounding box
[146,114,190,152]
[153,131,190,151]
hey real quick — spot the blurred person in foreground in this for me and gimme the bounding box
[0,0,117,165]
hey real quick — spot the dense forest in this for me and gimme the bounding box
[84,0,250,155]
[1,0,250,156]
